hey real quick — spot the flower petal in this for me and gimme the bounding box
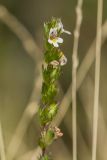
[57,37,63,43]
[48,39,53,44]
[64,30,71,35]
[59,55,67,66]
[53,42,59,47]
[49,28,57,36]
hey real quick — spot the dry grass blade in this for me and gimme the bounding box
[7,76,42,159]
[0,4,43,160]
[77,21,107,88]
[92,0,103,160]
[64,107,91,160]
[0,122,6,160]
[0,5,41,63]
[71,0,83,160]
[78,74,107,160]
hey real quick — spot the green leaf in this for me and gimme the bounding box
[39,107,49,125]
[42,83,57,104]
[42,65,61,83]
[39,129,55,149]
[44,49,61,63]
[45,41,53,50]
[38,137,46,149]
[45,129,55,146]
[47,103,58,120]
[44,23,49,38]
[39,103,58,125]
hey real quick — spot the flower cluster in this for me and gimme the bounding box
[38,18,71,160]
[48,19,71,48]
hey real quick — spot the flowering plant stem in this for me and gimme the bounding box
[38,17,71,160]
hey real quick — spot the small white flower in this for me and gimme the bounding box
[57,20,71,35]
[50,55,67,67]
[50,60,59,68]
[48,28,63,47]
[59,55,67,66]
[48,37,63,47]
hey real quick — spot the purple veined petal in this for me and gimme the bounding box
[49,28,57,37]
[59,55,67,66]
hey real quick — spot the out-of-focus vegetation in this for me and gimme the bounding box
[0,0,107,160]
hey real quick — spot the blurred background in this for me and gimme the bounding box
[0,0,107,160]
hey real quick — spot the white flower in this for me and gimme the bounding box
[50,55,67,67]
[48,28,63,47]
[59,55,67,66]
[50,60,59,68]
[57,20,71,35]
